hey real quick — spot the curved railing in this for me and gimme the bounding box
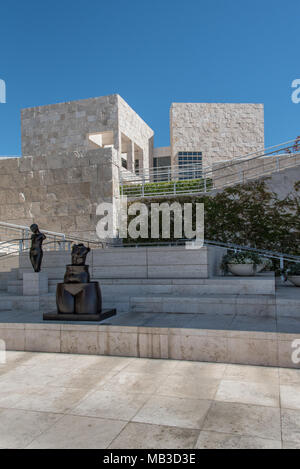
[0,221,108,259]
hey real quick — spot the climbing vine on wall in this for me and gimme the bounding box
[124,179,300,256]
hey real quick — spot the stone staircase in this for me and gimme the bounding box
[130,293,276,317]
[0,246,299,319]
[0,246,300,368]
[0,270,299,320]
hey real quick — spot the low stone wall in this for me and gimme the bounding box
[0,321,297,368]
[18,245,212,280]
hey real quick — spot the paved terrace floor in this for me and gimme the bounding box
[0,351,300,449]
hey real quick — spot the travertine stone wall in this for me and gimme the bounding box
[170,103,264,167]
[154,147,171,158]
[21,95,120,157]
[0,147,119,240]
[117,96,154,171]
[21,94,154,171]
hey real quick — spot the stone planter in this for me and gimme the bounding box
[228,263,257,276]
[256,263,266,273]
[288,276,300,287]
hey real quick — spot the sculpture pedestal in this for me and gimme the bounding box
[43,309,116,322]
[23,272,48,296]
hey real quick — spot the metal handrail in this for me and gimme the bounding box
[0,233,297,277]
[122,138,300,182]
[1,232,298,263]
[0,239,68,258]
[0,234,107,260]
[203,239,299,264]
[121,151,300,198]
[0,221,66,239]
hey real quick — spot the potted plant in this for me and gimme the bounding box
[283,263,300,287]
[221,251,272,276]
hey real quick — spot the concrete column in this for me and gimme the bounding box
[127,140,134,173]
[135,145,144,171]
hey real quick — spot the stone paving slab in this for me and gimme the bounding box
[0,352,300,448]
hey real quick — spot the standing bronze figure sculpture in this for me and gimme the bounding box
[29,224,46,272]
[43,242,116,322]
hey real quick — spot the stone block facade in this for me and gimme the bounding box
[0,147,119,240]
[170,103,264,167]
[21,94,154,174]
[21,95,119,157]
[117,95,154,172]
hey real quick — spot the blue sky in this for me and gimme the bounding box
[0,0,299,155]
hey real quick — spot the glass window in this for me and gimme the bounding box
[177,151,202,179]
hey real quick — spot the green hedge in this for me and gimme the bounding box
[121,178,213,197]
[124,179,300,258]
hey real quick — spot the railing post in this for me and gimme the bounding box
[142,174,145,197]
[19,239,23,253]
[174,180,176,195]
[119,165,123,196]
[280,256,284,280]
[276,156,280,172]
[24,228,29,249]
[204,176,207,193]
[280,256,284,270]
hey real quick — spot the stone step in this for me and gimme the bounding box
[275,286,300,317]
[0,294,39,311]
[7,279,23,294]
[35,292,300,317]
[38,294,130,314]
[130,295,277,317]
[0,270,18,291]
[20,273,276,295]
[0,299,12,310]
